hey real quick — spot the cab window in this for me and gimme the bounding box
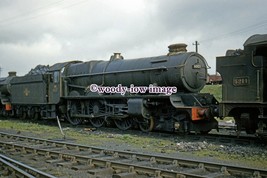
[53,71,60,83]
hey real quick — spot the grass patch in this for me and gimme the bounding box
[0,119,173,153]
[193,149,267,169]
[201,85,222,102]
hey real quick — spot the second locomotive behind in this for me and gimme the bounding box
[217,34,267,136]
[0,43,219,133]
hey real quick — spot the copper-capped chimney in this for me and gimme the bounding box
[167,43,187,56]
[110,53,124,61]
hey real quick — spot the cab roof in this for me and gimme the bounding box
[49,61,82,71]
[244,34,267,47]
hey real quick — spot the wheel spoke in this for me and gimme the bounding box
[28,107,39,120]
[88,101,106,128]
[139,117,154,132]
[89,118,105,128]
[66,101,83,125]
[114,117,133,130]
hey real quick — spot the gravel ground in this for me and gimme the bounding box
[0,117,267,170]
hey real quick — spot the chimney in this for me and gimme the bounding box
[110,53,124,61]
[167,43,187,56]
[8,71,16,77]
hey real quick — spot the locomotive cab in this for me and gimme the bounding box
[217,34,267,136]
[47,69,61,104]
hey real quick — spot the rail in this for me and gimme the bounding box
[0,131,266,177]
[0,153,56,178]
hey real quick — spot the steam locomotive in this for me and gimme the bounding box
[1,34,266,136]
[217,34,267,136]
[0,43,218,133]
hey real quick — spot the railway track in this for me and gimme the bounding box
[0,153,56,178]
[0,131,266,178]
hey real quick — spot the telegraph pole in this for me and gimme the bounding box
[193,41,200,53]
[0,66,2,77]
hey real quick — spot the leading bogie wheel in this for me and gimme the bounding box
[139,117,154,132]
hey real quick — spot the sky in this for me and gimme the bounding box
[0,0,267,76]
